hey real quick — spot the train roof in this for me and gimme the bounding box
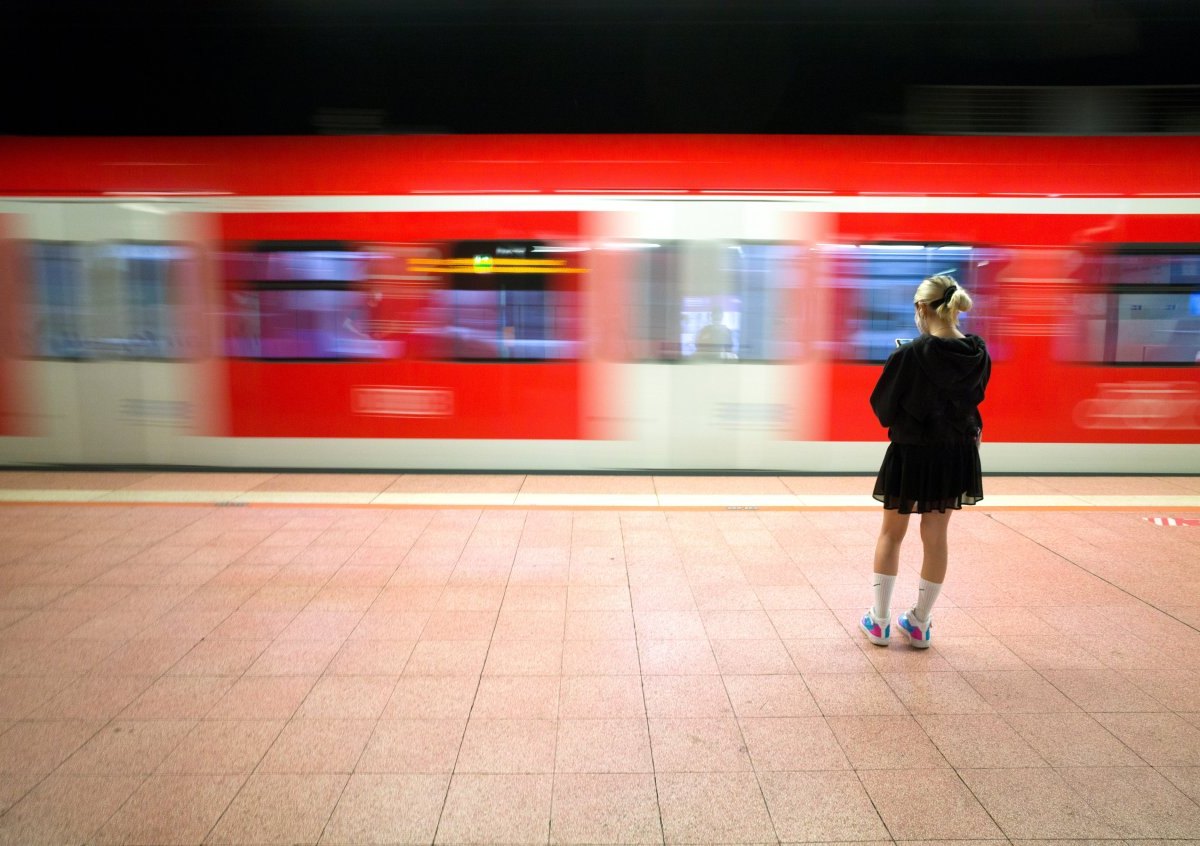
[1,135,1199,198]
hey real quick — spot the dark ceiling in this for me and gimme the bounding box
[6,1,1199,135]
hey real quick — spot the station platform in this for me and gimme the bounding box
[0,472,1199,843]
[1,470,1199,509]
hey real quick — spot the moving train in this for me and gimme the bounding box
[0,135,1197,473]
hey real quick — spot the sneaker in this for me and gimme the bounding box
[859,609,890,646]
[897,609,932,648]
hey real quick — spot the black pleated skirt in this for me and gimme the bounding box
[873,441,983,514]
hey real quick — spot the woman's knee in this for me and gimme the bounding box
[919,510,951,540]
[879,510,910,542]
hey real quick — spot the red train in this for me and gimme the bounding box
[0,135,1197,472]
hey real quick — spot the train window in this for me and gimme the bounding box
[630,241,800,362]
[29,241,195,360]
[224,240,581,361]
[1083,249,1200,364]
[630,242,682,359]
[823,243,1005,362]
[417,241,582,361]
[730,243,801,361]
[29,242,87,359]
[223,242,399,360]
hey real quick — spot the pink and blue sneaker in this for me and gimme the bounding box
[859,609,890,646]
[897,609,932,648]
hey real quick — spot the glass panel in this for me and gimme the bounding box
[1112,291,1200,364]
[628,241,800,362]
[223,244,396,360]
[725,243,801,361]
[224,286,396,360]
[824,244,998,362]
[30,241,192,360]
[223,240,579,361]
[30,242,88,358]
[629,243,682,360]
[445,288,501,359]
[682,295,737,359]
[435,241,582,361]
[224,290,262,358]
[106,243,186,359]
[1088,250,1200,364]
[1104,252,1200,286]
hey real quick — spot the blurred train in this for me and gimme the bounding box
[0,135,1197,473]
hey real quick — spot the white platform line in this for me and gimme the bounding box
[1,489,1199,510]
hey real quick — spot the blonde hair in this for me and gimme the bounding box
[914,274,973,325]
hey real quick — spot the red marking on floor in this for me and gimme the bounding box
[1144,516,1200,527]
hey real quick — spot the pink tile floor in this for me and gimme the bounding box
[0,473,1198,843]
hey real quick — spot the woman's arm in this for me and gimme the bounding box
[869,350,909,427]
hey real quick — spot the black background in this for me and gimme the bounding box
[5,0,1200,135]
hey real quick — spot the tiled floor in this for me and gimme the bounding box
[0,472,1198,844]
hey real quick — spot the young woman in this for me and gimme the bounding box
[860,274,991,648]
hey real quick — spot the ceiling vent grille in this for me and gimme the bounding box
[906,85,1200,134]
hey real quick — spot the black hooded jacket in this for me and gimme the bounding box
[870,334,991,445]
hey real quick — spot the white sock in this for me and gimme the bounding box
[914,577,943,622]
[871,573,896,621]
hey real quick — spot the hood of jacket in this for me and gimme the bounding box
[911,334,989,396]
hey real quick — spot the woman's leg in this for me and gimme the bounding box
[918,510,951,584]
[869,508,910,620]
[913,509,952,621]
[873,508,910,577]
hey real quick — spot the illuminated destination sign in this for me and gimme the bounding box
[406,257,586,275]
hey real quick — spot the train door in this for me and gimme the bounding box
[0,201,210,467]
[590,200,825,470]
